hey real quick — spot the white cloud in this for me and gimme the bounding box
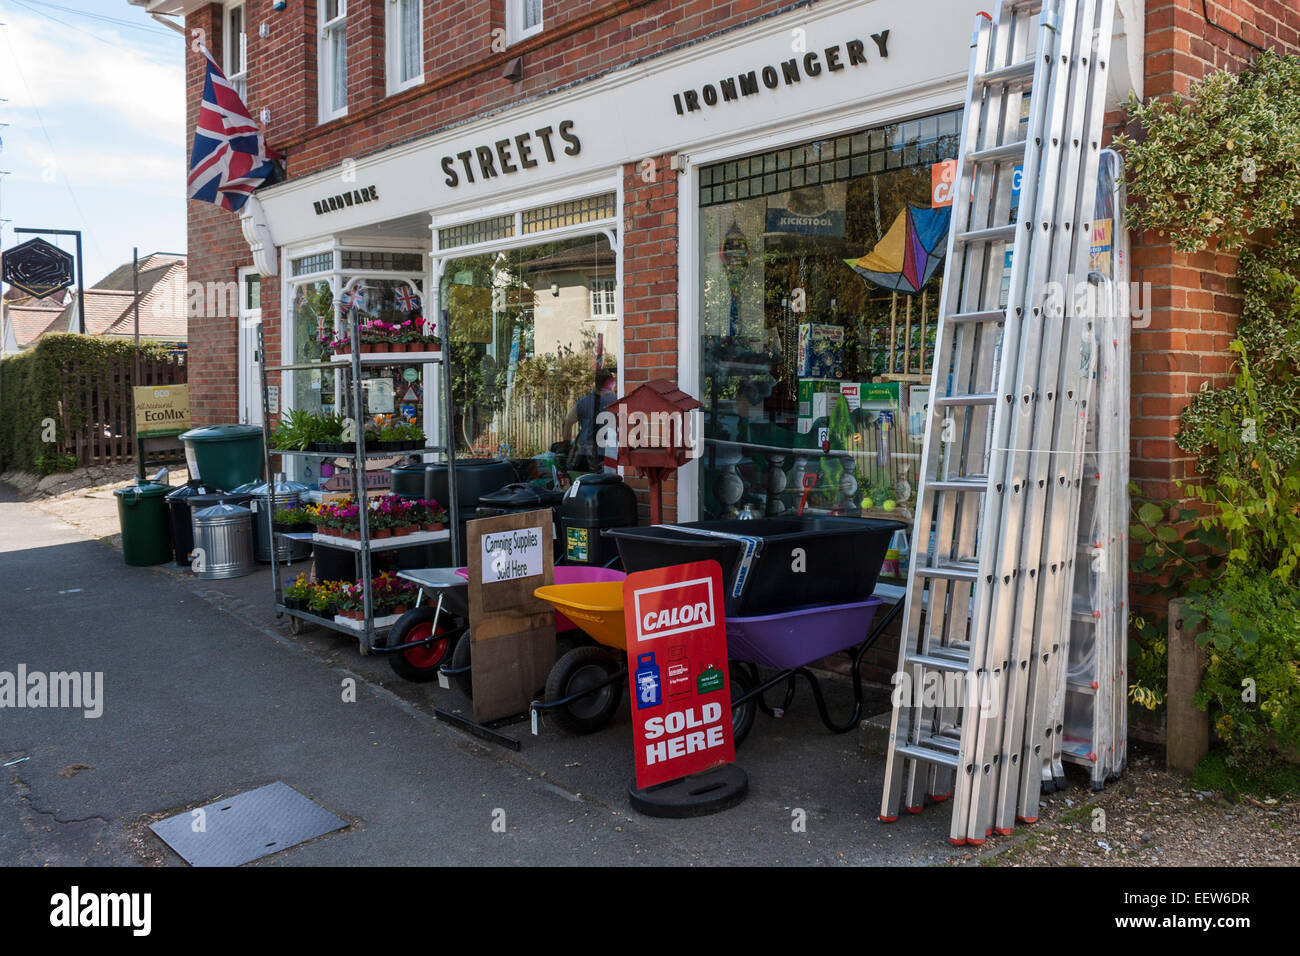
[0,7,184,145]
[6,137,182,192]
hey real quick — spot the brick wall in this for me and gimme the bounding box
[621,154,681,522]
[231,0,799,176]
[1118,0,1299,623]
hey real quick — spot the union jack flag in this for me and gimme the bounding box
[187,48,281,213]
[396,286,421,313]
[340,283,368,311]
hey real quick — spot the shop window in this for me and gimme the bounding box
[225,2,247,100]
[340,250,425,272]
[696,109,961,524]
[439,215,515,251]
[506,0,543,45]
[291,252,333,277]
[289,280,334,417]
[441,234,616,465]
[319,0,348,122]
[522,193,616,234]
[243,273,261,311]
[387,0,423,94]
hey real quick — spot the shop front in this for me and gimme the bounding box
[241,0,1135,521]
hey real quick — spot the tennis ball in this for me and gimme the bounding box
[883,499,897,511]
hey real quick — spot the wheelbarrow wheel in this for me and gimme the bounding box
[449,631,473,699]
[729,663,757,746]
[381,607,457,683]
[544,646,624,735]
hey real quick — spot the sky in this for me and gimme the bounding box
[0,0,187,290]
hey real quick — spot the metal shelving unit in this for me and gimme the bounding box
[256,300,461,653]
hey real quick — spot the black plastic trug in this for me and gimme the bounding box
[627,765,749,819]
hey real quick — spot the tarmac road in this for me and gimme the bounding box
[0,485,959,866]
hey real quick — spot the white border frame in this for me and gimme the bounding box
[506,0,544,47]
[318,0,349,124]
[223,1,247,100]
[386,0,424,96]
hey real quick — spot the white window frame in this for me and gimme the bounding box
[589,277,616,319]
[319,0,349,123]
[224,2,247,101]
[237,267,263,426]
[386,0,424,95]
[505,0,543,46]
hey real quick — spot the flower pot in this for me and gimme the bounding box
[402,524,419,535]
[421,521,445,532]
[392,604,409,615]
[347,529,361,540]
[373,527,391,538]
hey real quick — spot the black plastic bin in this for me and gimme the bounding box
[560,473,638,566]
[607,516,906,617]
[476,482,565,558]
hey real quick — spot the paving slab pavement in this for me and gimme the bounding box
[1,483,969,865]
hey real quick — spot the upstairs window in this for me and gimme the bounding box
[225,2,247,100]
[506,0,543,46]
[319,0,348,122]
[387,0,424,94]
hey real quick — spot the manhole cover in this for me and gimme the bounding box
[149,782,347,866]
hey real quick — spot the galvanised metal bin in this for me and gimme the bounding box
[191,502,255,580]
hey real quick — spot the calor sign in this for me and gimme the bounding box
[624,561,734,789]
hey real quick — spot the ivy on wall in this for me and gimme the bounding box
[1114,51,1300,253]
[0,334,174,474]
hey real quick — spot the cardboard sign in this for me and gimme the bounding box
[480,526,545,583]
[624,560,734,790]
[133,385,190,438]
[466,510,555,723]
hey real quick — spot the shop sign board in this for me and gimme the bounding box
[624,560,734,790]
[2,237,75,299]
[133,385,190,438]
[257,0,988,246]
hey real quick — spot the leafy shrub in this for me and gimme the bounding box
[1186,571,1300,761]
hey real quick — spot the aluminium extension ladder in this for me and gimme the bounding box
[1059,148,1130,789]
[880,0,1117,845]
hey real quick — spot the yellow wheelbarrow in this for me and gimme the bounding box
[532,581,754,740]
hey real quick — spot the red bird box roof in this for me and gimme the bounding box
[608,378,701,415]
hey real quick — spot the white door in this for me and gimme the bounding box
[238,269,263,425]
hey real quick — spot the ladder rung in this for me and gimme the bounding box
[926,733,962,754]
[947,308,1007,324]
[934,392,998,407]
[967,140,1029,165]
[955,224,1019,245]
[916,563,981,583]
[894,743,962,770]
[929,477,990,492]
[906,652,971,673]
[973,57,1036,90]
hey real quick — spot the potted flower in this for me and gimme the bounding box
[308,581,341,618]
[284,573,313,611]
[416,499,448,532]
[272,505,314,535]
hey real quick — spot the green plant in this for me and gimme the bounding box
[272,506,313,527]
[1186,570,1300,761]
[1114,51,1300,253]
[378,422,424,442]
[271,410,343,450]
[284,573,313,601]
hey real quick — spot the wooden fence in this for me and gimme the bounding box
[61,354,187,467]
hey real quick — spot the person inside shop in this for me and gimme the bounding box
[558,368,617,472]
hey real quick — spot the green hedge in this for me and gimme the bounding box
[0,334,174,474]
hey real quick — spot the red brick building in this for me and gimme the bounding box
[136,0,1296,543]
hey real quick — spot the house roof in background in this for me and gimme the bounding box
[5,301,67,348]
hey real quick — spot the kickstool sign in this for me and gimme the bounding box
[623,560,734,789]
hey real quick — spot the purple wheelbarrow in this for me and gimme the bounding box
[725,595,901,743]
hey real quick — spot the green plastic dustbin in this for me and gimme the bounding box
[178,424,265,492]
[114,478,172,566]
